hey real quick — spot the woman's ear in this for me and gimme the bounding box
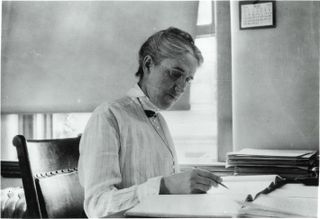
[142,55,153,76]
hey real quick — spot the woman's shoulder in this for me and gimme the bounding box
[92,96,136,116]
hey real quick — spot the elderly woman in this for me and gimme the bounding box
[78,27,222,217]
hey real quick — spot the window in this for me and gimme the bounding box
[162,36,217,165]
[161,0,216,164]
[1,1,217,164]
[52,113,90,138]
[1,114,19,160]
[197,0,212,26]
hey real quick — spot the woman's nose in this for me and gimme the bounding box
[175,78,188,93]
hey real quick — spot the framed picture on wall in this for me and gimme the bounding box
[239,1,276,30]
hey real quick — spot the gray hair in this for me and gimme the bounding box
[135,27,203,80]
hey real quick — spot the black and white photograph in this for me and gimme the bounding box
[1,0,319,218]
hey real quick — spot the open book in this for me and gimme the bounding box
[207,174,282,201]
[238,182,318,217]
[125,175,319,217]
[239,195,318,217]
[208,175,318,217]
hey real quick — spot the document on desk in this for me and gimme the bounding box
[239,195,318,217]
[240,183,319,217]
[125,194,243,217]
[210,175,318,217]
[208,174,280,200]
[125,175,282,217]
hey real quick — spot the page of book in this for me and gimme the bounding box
[239,195,318,217]
[208,175,278,200]
[125,194,242,217]
[229,178,319,217]
[125,175,318,218]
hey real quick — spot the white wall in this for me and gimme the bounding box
[231,1,319,151]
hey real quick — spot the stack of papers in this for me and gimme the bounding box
[227,148,318,179]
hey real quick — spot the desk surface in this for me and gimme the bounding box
[126,177,318,218]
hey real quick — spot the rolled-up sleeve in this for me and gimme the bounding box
[78,104,161,217]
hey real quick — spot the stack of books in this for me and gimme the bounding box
[226,148,318,179]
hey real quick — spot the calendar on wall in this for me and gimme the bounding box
[239,1,276,29]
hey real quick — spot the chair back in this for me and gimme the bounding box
[12,135,85,218]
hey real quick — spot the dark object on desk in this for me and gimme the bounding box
[12,135,86,218]
[311,166,319,178]
[287,176,319,186]
[250,175,319,202]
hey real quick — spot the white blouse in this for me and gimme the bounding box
[78,84,179,217]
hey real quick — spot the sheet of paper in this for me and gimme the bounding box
[126,176,319,218]
[208,175,277,199]
[229,148,315,158]
[240,195,318,217]
[125,194,242,217]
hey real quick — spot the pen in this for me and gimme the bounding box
[215,180,229,189]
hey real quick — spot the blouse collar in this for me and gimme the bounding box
[127,84,160,113]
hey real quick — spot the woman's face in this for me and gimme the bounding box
[141,53,198,110]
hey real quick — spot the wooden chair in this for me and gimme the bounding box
[12,135,86,218]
